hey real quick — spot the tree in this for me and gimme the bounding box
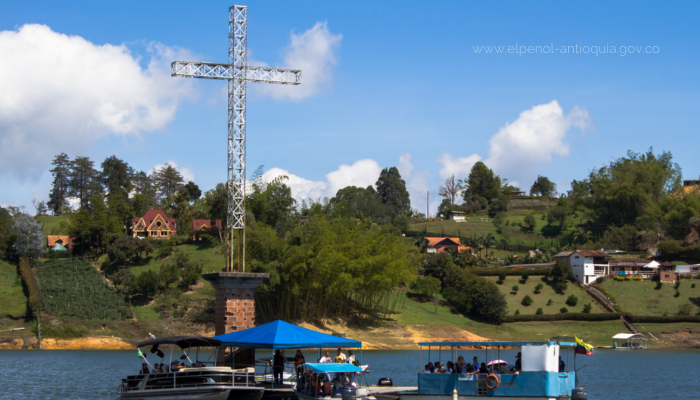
[13,214,46,258]
[131,270,161,297]
[100,155,133,195]
[534,283,544,293]
[179,263,203,291]
[582,303,592,313]
[107,236,155,265]
[69,156,100,210]
[437,198,452,218]
[522,295,533,306]
[461,162,501,202]
[439,174,462,204]
[183,181,202,201]
[248,176,296,230]
[47,153,72,214]
[152,163,184,202]
[523,215,536,232]
[551,259,573,282]
[375,167,411,216]
[411,276,441,313]
[330,186,392,225]
[530,175,557,197]
[566,294,578,306]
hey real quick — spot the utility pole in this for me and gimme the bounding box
[427,190,429,218]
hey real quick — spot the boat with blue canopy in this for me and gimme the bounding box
[295,363,375,400]
[397,340,588,400]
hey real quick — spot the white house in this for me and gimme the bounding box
[566,250,609,285]
[448,211,466,220]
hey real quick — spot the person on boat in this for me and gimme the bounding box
[320,351,332,363]
[347,350,357,365]
[559,356,565,372]
[445,361,455,373]
[455,356,468,373]
[335,348,347,363]
[478,362,489,374]
[469,357,480,373]
[152,363,160,373]
[273,350,285,384]
[139,363,150,374]
[294,350,306,374]
[514,352,522,372]
[434,361,445,373]
[422,364,431,373]
[171,360,182,372]
[331,378,343,397]
[161,363,170,373]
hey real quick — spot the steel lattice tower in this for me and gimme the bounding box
[172,5,301,271]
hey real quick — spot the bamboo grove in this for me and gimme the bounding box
[35,259,132,320]
[244,216,420,323]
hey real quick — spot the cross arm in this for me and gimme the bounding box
[171,61,301,84]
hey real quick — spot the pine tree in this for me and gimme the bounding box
[151,163,184,202]
[69,156,100,210]
[47,153,72,214]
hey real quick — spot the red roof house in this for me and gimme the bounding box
[132,209,177,239]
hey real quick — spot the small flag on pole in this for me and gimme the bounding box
[575,337,594,355]
[149,332,156,339]
[138,348,145,358]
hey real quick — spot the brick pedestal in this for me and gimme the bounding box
[202,272,269,335]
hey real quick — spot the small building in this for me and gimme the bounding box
[659,262,677,283]
[447,211,466,220]
[296,215,311,224]
[554,251,573,261]
[611,333,647,349]
[424,237,471,254]
[132,209,177,239]
[609,258,656,279]
[47,235,72,251]
[192,219,222,240]
[568,250,609,285]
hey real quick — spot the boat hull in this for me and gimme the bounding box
[399,395,562,400]
[120,387,263,400]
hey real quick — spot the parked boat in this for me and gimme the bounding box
[117,336,264,400]
[295,363,375,400]
[397,340,588,400]
[597,333,648,350]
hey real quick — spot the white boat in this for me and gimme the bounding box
[294,363,375,400]
[117,336,265,400]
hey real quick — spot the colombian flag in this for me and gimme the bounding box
[138,348,145,358]
[575,337,594,355]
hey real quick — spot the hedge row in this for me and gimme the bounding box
[503,312,621,323]
[473,268,551,276]
[624,314,700,323]
[19,256,41,314]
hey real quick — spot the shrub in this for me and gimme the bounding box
[547,299,553,306]
[156,246,173,260]
[522,295,533,306]
[521,272,529,282]
[614,276,624,281]
[131,270,161,297]
[111,268,133,287]
[656,281,663,290]
[536,307,543,315]
[410,276,442,300]
[503,312,620,323]
[624,276,632,281]
[179,263,204,291]
[534,283,544,294]
[677,302,694,316]
[625,314,700,323]
[512,285,519,294]
[634,276,643,281]
[554,281,568,294]
[675,290,681,298]
[543,270,551,280]
[498,272,507,282]
[107,236,155,265]
[674,281,681,290]
[692,283,696,289]
[559,307,569,313]
[514,309,520,315]
[566,294,579,307]
[582,303,592,313]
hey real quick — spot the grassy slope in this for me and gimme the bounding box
[0,259,27,318]
[488,276,603,315]
[408,208,587,247]
[599,279,700,316]
[36,215,69,235]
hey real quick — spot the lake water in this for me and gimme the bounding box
[1,348,699,399]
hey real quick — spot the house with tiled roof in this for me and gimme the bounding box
[47,235,73,251]
[132,209,177,239]
[192,218,222,240]
[423,237,471,254]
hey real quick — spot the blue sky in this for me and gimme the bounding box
[1,0,698,215]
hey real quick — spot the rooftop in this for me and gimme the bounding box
[418,340,576,348]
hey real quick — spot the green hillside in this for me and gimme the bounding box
[598,279,700,316]
[36,215,69,235]
[488,276,603,315]
[0,259,28,318]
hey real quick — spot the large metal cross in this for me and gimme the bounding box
[172,5,301,272]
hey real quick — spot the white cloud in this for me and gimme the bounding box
[484,100,593,187]
[263,159,382,202]
[0,24,197,179]
[150,161,195,183]
[437,152,482,181]
[251,22,342,101]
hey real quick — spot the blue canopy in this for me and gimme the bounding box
[214,320,362,349]
[302,363,363,374]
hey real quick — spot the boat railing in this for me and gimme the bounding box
[121,368,257,392]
